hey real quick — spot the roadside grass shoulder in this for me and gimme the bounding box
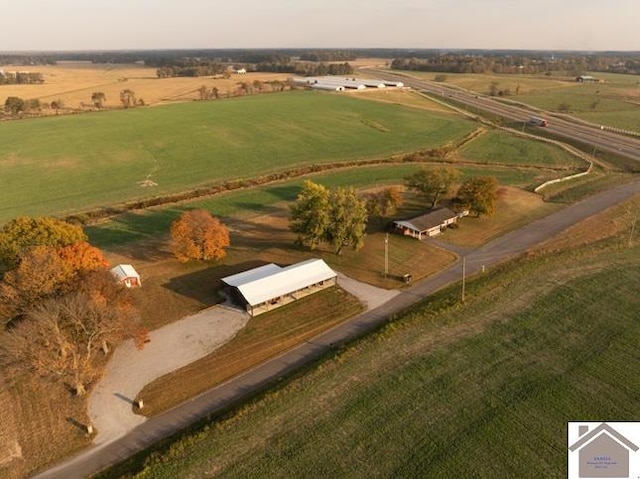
[97,238,640,479]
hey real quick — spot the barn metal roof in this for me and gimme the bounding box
[222,259,337,307]
[393,208,458,233]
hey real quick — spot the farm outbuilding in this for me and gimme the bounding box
[393,208,464,239]
[110,264,142,288]
[222,259,338,316]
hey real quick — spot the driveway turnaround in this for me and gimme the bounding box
[33,177,640,479]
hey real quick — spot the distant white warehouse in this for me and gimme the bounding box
[222,259,338,316]
[292,76,404,92]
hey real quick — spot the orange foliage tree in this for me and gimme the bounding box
[170,210,230,263]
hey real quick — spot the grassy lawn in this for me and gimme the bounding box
[437,187,562,248]
[459,130,586,169]
[137,286,364,417]
[98,237,640,479]
[0,91,475,224]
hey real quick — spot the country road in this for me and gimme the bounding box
[33,176,640,479]
[364,69,640,163]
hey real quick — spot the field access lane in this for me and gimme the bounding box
[33,177,640,479]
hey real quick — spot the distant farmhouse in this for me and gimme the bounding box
[393,208,466,240]
[222,259,338,316]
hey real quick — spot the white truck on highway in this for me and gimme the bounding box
[529,116,549,127]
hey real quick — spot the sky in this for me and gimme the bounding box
[1,0,639,52]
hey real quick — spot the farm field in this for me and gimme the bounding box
[0,90,477,224]
[402,70,640,132]
[98,230,640,479]
[0,62,292,108]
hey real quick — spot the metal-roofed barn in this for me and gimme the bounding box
[110,264,141,288]
[222,259,338,316]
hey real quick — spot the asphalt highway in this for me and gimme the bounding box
[364,69,640,162]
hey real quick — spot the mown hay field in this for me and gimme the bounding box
[0,62,291,107]
[99,237,640,479]
[0,91,476,223]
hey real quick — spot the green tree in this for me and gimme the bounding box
[4,96,25,114]
[289,181,331,250]
[406,167,461,209]
[457,176,499,217]
[325,187,368,255]
[91,91,106,109]
[170,210,230,263]
[0,217,87,270]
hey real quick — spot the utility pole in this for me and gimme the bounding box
[629,215,637,247]
[384,233,389,278]
[461,257,466,303]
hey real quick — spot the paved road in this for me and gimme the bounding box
[364,69,640,163]
[33,177,640,479]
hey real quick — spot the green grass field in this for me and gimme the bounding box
[0,91,476,224]
[87,164,552,248]
[460,130,585,169]
[97,238,640,479]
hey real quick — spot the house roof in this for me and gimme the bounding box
[222,259,337,307]
[394,207,458,233]
[569,423,639,452]
[110,264,140,280]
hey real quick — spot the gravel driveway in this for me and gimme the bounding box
[87,273,392,445]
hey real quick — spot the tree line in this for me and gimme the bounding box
[156,60,353,78]
[299,51,357,62]
[0,71,44,85]
[391,54,640,76]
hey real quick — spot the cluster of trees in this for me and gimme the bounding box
[156,63,228,78]
[299,51,357,62]
[3,96,42,114]
[0,217,146,396]
[170,210,230,263]
[0,71,44,85]
[289,181,368,255]
[156,60,354,78]
[390,53,640,76]
[406,167,499,217]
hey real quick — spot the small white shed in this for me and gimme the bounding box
[110,264,142,288]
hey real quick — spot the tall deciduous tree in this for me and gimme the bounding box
[0,270,146,396]
[326,187,368,255]
[406,167,461,209]
[289,181,331,250]
[457,176,499,217]
[0,217,87,270]
[4,96,25,114]
[91,91,106,109]
[170,210,230,263]
[120,89,136,108]
[365,186,403,218]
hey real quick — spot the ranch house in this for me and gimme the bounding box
[393,207,463,239]
[222,259,338,316]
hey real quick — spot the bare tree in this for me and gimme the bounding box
[120,89,136,108]
[91,91,106,109]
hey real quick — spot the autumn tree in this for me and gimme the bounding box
[0,270,145,396]
[289,181,331,250]
[120,89,136,108]
[0,242,107,323]
[406,167,461,209]
[197,85,209,100]
[325,187,368,255]
[457,176,499,217]
[91,91,106,109]
[0,216,87,270]
[170,210,230,263]
[365,186,403,218]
